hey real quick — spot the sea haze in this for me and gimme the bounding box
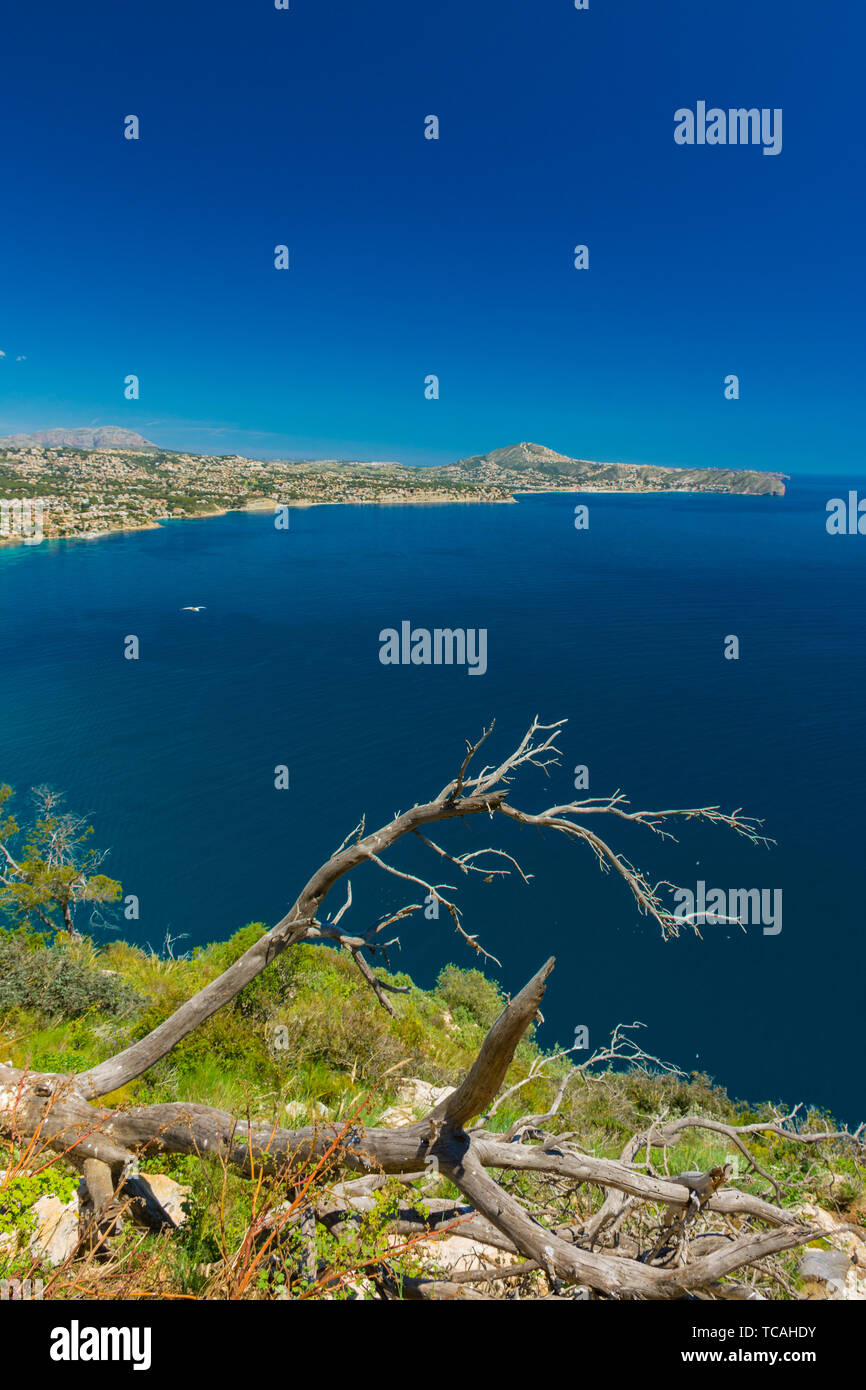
[0,476,863,1120]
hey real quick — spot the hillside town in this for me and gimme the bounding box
[0,444,511,542]
[0,436,785,544]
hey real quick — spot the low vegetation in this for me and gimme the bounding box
[1,923,862,1300]
[1,723,862,1300]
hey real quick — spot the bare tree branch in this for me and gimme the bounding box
[2,719,852,1300]
[70,719,771,1099]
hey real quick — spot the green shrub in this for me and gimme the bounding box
[435,964,506,1031]
[0,935,145,1020]
[0,1163,79,1244]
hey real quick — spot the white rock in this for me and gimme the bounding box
[395,1078,456,1110]
[377,1103,417,1129]
[395,1232,518,1276]
[134,1174,191,1228]
[378,1079,456,1128]
[797,1203,866,1300]
[28,1195,79,1267]
[799,1249,850,1299]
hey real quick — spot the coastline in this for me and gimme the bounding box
[0,483,785,552]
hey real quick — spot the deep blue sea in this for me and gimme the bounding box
[1,477,863,1120]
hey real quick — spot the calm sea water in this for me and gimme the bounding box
[1,477,863,1120]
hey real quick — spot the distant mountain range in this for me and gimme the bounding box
[453,441,787,495]
[0,426,156,450]
[0,429,786,495]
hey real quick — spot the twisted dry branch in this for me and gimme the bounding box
[1,719,853,1299]
[2,959,856,1299]
[60,718,771,1100]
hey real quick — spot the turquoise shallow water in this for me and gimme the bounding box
[0,476,863,1119]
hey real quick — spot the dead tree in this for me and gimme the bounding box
[1,719,861,1299]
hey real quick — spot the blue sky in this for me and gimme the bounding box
[1,0,862,473]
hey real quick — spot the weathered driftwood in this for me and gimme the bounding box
[1,720,860,1298]
[0,959,842,1299]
